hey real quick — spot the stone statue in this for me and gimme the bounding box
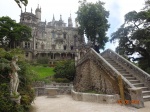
[10,56,20,96]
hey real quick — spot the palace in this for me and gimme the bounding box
[20,5,84,65]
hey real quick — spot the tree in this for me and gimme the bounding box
[110,7,150,73]
[0,16,31,49]
[76,0,109,51]
[14,0,28,8]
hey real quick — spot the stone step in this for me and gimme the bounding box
[113,67,124,69]
[137,87,149,91]
[116,69,127,72]
[143,95,150,102]
[122,74,133,77]
[106,60,114,62]
[142,91,150,96]
[125,77,136,80]
[105,59,114,61]
[128,80,140,84]
[110,63,119,68]
[132,83,144,87]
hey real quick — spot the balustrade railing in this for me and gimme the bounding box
[76,48,135,88]
[101,49,150,89]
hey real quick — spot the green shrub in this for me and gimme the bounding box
[53,60,75,82]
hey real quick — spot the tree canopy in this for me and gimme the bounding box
[76,0,109,51]
[14,0,28,8]
[110,1,150,73]
[0,16,31,49]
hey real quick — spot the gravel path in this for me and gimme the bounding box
[30,95,150,112]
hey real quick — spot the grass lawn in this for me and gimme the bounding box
[30,65,55,81]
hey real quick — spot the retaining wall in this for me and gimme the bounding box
[71,89,120,104]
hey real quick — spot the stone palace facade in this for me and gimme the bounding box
[20,5,84,65]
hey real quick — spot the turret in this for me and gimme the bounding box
[68,14,73,27]
[35,4,41,22]
[60,14,62,21]
[52,14,55,21]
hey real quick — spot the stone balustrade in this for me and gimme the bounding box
[101,49,150,89]
[76,48,134,89]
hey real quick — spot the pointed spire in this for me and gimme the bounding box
[53,14,55,21]
[68,13,73,27]
[60,14,62,21]
[31,8,32,13]
[38,4,39,9]
[21,8,22,13]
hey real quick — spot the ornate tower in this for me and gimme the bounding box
[68,14,73,27]
[35,4,41,22]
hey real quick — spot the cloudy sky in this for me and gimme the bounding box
[0,0,145,51]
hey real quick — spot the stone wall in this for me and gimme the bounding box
[74,51,119,95]
[71,89,120,104]
[33,82,73,96]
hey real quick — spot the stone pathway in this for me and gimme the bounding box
[30,95,150,112]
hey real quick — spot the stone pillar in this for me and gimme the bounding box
[60,53,61,59]
[72,53,74,59]
[53,53,54,59]
[129,88,144,108]
[118,75,125,105]
[66,53,67,59]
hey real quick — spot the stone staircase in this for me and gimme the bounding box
[101,52,150,102]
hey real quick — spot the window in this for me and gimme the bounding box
[70,46,73,50]
[25,52,29,57]
[41,44,44,49]
[64,45,66,50]
[52,45,55,50]
[36,43,38,49]
[52,32,55,38]
[63,33,66,39]
[25,42,27,48]
[28,43,30,48]
[25,42,30,49]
